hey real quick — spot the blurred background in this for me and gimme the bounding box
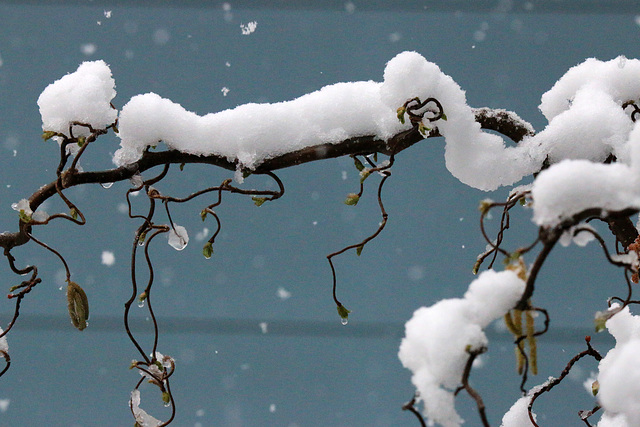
[0,1,638,426]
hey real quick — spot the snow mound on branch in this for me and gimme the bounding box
[595,305,640,426]
[530,56,640,226]
[500,395,537,427]
[398,270,525,427]
[37,60,117,137]
[112,51,542,190]
[114,81,404,170]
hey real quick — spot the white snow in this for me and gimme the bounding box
[130,389,162,427]
[398,270,525,426]
[0,399,9,413]
[112,51,541,190]
[500,395,536,427]
[101,251,115,266]
[240,21,257,35]
[529,57,640,226]
[596,305,640,426]
[0,327,7,354]
[37,60,117,138]
[11,199,31,216]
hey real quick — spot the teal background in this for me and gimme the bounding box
[0,2,637,426]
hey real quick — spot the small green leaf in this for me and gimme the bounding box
[77,136,86,147]
[70,208,78,220]
[138,231,147,245]
[179,163,185,171]
[396,106,406,124]
[203,242,214,259]
[200,209,207,222]
[440,112,448,121]
[519,197,526,206]
[591,380,599,396]
[356,244,364,256]
[344,193,360,206]
[359,169,371,184]
[337,304,351,320]
[353,157,365,172]
[41,130,58,141]
[252,196,267,207]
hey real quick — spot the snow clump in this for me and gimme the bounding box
[37,60,117,138]
[398,269,525,427]
[595,304,640,426]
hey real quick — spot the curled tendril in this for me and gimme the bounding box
[402,97,445,123]
[622,100,640,122]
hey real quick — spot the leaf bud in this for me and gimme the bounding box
[67,281,89,331]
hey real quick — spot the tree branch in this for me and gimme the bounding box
[0,107,534,254]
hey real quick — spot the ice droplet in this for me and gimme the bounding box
[168,225,189,250]
[341,318,348,326]
[163,401,171,408]
[137,300,145,308]
[100,182,113,189]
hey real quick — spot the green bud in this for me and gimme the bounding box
[337,304,351,321]
[203,242,214,259]
[396,106,406,124]
[42,130,58,141]
[478,198,494,215]
[77,136,86,147]
[129,360,138,369]
[418,122,431,136]
[503,251,522,266]
[440,112,448,121]
[353,157,365,172]
[70,208,78,220]
[591,380,599,396]
[67,281,89,331]
[252,197,267,207]
[472,259,481,275]
[18,210,32,223]
[200,209,207,222]
[179,163,185,171]
[162,392,171,405]
[594,312,608,333]
[356,244,364,256]
[359,169,371,184]
[138,291,147,304]
[344,193,360,206]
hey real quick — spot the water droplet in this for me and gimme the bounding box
[163,401,171,408]
[100,182,114,189]
[137,300,145,308]
[341,318,348,326]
